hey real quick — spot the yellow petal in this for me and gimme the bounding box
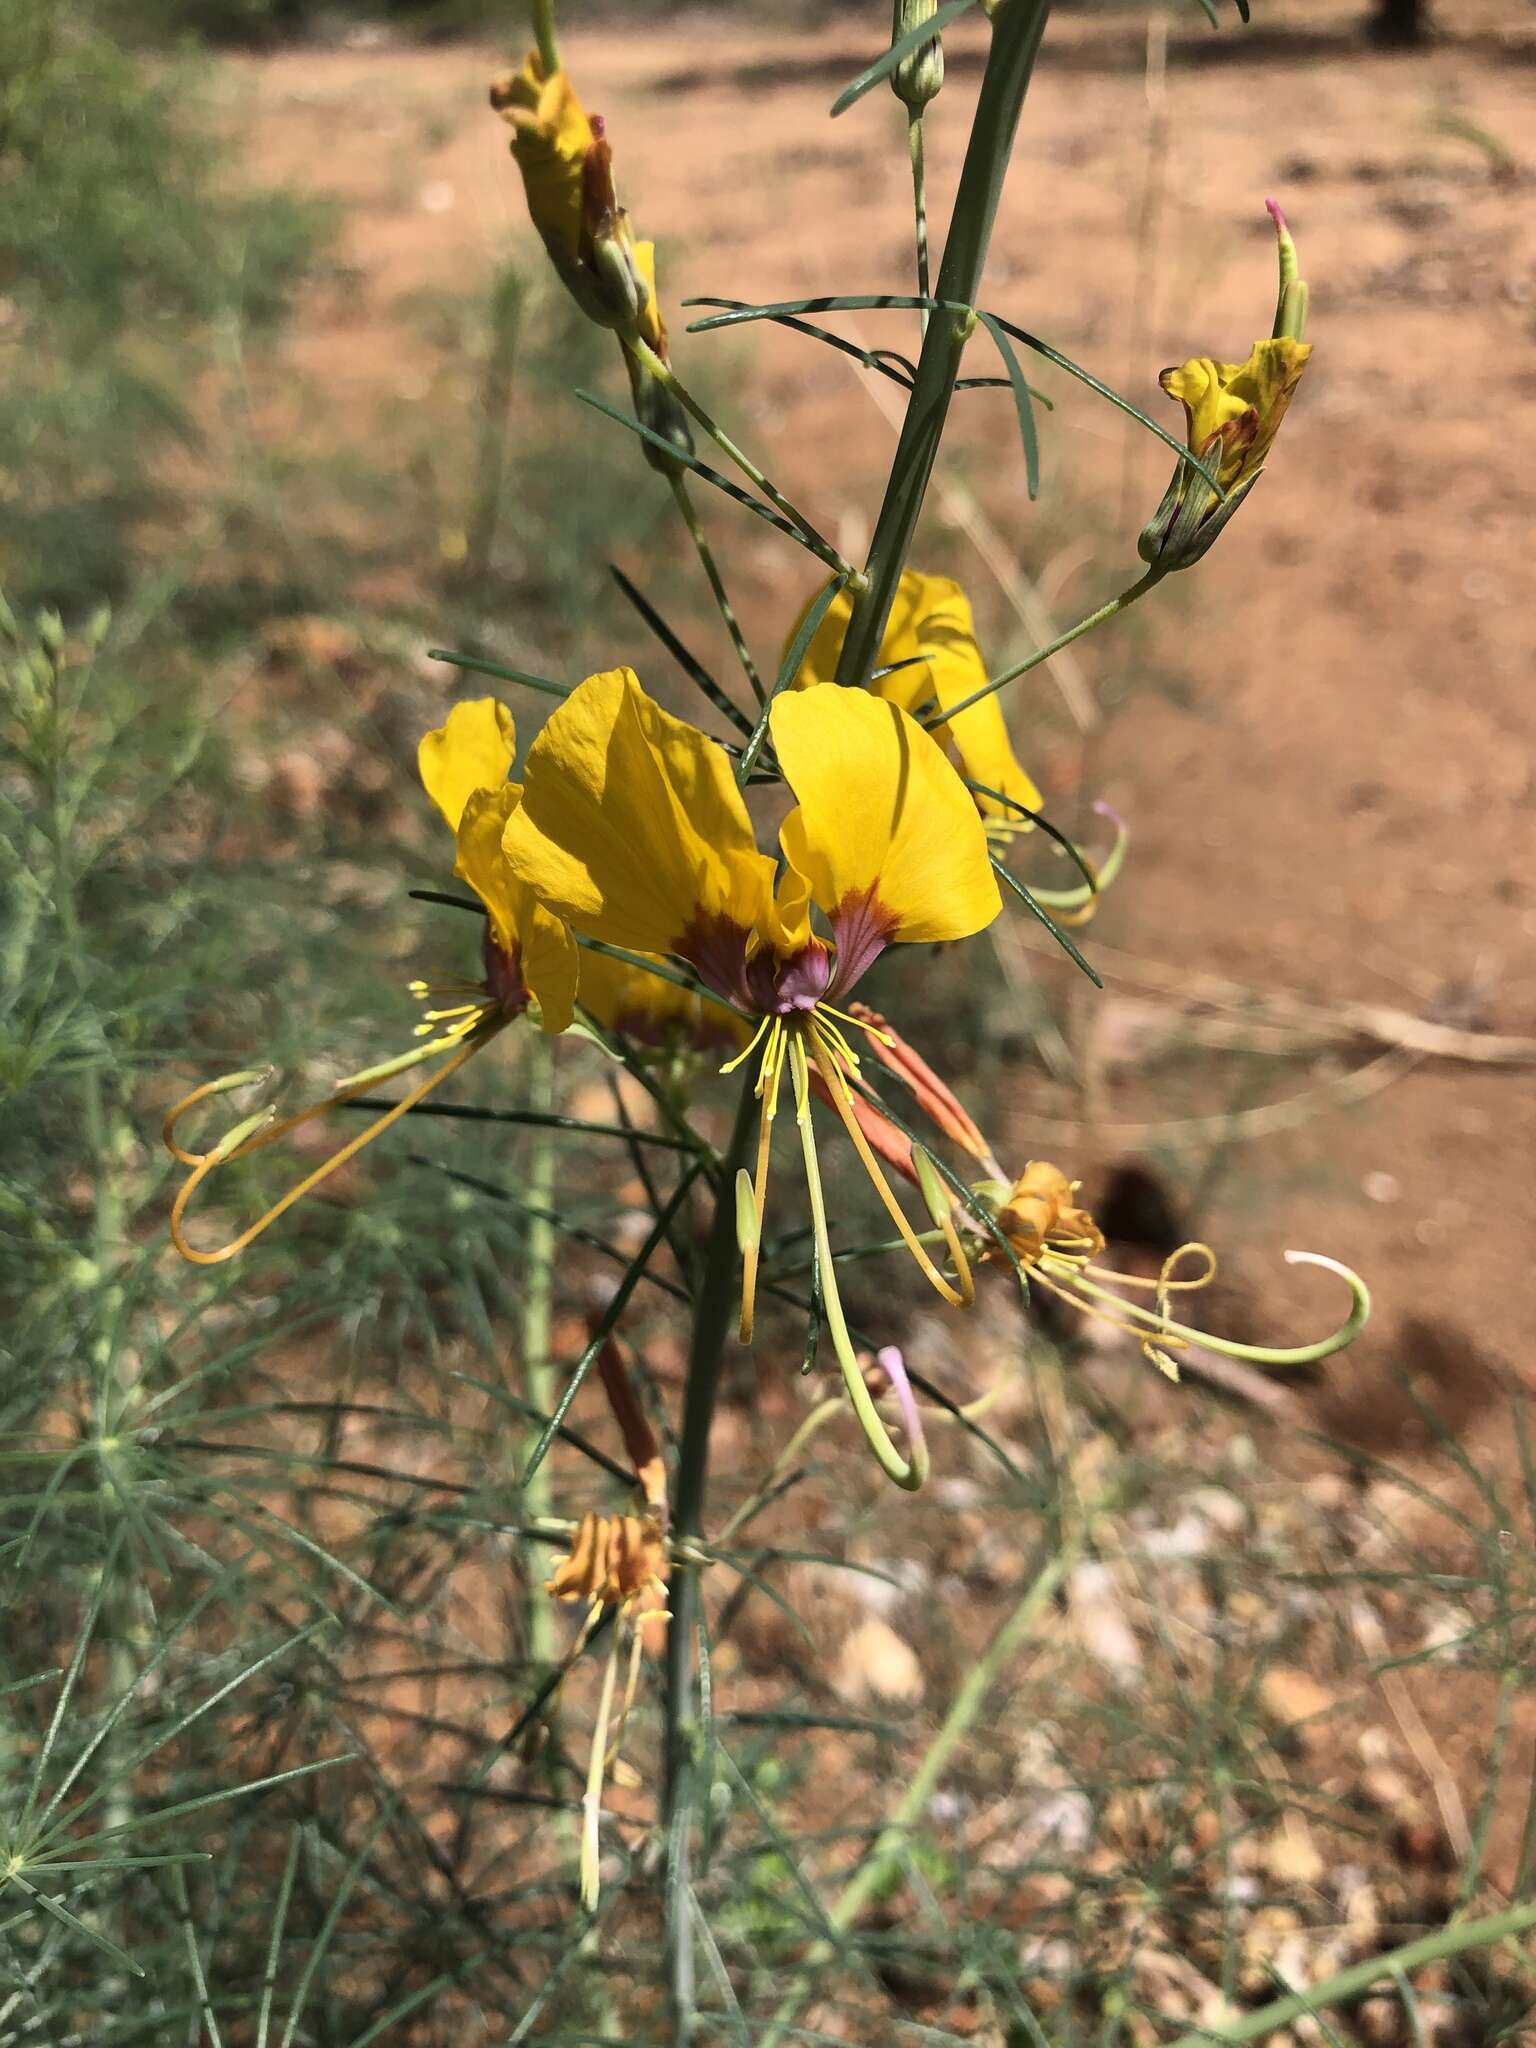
[501,667,780,957]
[521,895,579,1035]
[787,569,929,712]
[914,585,1043,827]
[492,53,594,264]
[456,783,525,950]
[770,685,1001,945]
[457,784,577,1033]
[1161,337,1312,488]
[418,698,516,834]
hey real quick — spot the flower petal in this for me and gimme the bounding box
[502,666,779,957]
[521,895,579,1035]
[917,596,1043,827]
[456,784,576,1032]
[789,571,1040,826]
[1162,337,1311,487]
[491,53,594,266]
[456,783,526,952]
[419,698,516,833]
[771,684,1001,945]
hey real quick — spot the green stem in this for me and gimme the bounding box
[663,1075,757,2045]
[760,1528,1088,2047]
[908,114,931,335]
[669,475,765,703]
[528,0,559,75]
[1160,1900,1536,2048]
[833,0,1054,689]
[629,336,853,579]
[933,566,1162,726]
[520,1036,559,1678]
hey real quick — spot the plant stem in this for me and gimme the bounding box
[520,1035,559,1682]
[834,0,1054,689]
[528,0,559,76]
[628,336,852,578]
[760,1528,1088,2047]
[1160,1899,1536,2047]
[908,114,931,335]
[669,474,765,703]
[932,565,1162,724]
[663,1076,758,2043]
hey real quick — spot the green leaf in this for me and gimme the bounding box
[990,854,1103,987]
[426,648,569,700]
[522,1161,705,1484]
[609,563,754,741]
[575,389,843,569]
[830,0,981,116]
[685,295,1222,493]
[978,311,1040,500]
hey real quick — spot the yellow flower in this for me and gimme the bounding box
[500,667,999,1375]
[789,570,1042,838]
[1139,202,1312,571]
[490,52,667,355]
[417,697,578,1037]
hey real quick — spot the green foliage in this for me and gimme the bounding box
[0,0,328,610]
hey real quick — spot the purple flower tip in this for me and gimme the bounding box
[1265,196,1288,233]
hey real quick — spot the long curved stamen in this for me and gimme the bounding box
[1034,1246,1370,1368]
[580,1620,624,1912]
[738,1017,787,1341]
[807,1021,970,1309]
[167,1032,490,1266]
[790,1034,927,1492]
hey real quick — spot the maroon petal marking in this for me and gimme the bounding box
[674,907,754,1008]
[827,887,898,1001]
[483,928,531,1018]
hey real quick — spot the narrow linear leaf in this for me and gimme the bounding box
[979,311,1040,500]
[522,1162,705,1484]
[576,390,843,569]
[11,1875,145,1979]
[427,648,569,700]
[991,855,1103,986]
[685,295,1219,491]
[609,563,754,740]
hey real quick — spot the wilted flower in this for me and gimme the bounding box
[1139,201,1313,572]
[790,570,1042,839]
[546,1510,668,1611]
[490,52,691,471]
[544,1508,669,1911]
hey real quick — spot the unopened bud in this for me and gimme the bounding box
[624,346,695,477]
[891,0,945,113]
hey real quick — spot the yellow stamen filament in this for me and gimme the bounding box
[790,1034,927,1492]
[738,1016,788,1342]
[807,1019,972,1309]
[165,1030,492,1265]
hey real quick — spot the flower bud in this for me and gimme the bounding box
[1138,202,1312,572]
[890,0,945,113]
